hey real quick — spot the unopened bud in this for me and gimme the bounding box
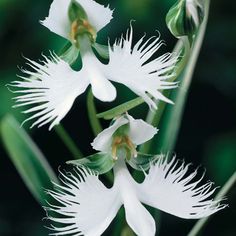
[166,0,204,39]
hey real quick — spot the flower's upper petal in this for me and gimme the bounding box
[41,0,113,39]
[91,116,129,152]
[76,0,113,32]
[46,166,121,236]
[137,155,227,219]
[40,0,71,39]
[127,114,158,145]
[104,26,178,110]
[11,53,89,130]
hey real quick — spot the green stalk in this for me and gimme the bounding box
[87,89,103,136]
[188,171,236,236]
[55,125,83,159]
[142,0,210,154]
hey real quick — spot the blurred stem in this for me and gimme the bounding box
[87,89,102,136]
[55,125,83,159]
[188,171,236,236]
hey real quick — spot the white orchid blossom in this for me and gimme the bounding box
[11,23,177,130]
[46,114,226,235]
[46,154,226,236]
[91,113,158,159]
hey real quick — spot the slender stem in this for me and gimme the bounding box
[142,0,210,154]
[87,89,102,136]
[187,171,236,236]
[54,125,83,159]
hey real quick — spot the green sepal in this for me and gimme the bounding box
[67,152,115,174]
[97,97,144,120]
[0,115,58,205]
[93,43,109,59]
[127,152,158,171]
[166,0,204,39]
[68,0,88,23]
[59,42,79,65]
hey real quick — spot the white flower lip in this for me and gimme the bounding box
[40,0,114,39]
[91,114,158,152]
[46,155,226,236]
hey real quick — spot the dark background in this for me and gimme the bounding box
[0,0,235,235]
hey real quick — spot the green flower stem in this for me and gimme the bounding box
[141,0,210,154]
[187,171,236,236]
[54,125,83,159]
[156,0,210,154]
[87,89,103,136]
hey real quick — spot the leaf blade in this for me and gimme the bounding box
[1,115,58,205]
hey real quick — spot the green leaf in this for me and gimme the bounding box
[67,152,115,174]
[59,42,79,65]
[127,153,158,171]
[0,115,58,205]
[97,97,144,120]
[87,89,102,136]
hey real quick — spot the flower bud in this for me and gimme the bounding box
[166,0,204,38]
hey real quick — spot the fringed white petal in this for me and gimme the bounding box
[41,0,113,39]
[138,155,227,219]
[46,167,121,236]
[105,26,178,110]
[91,116,128,152]
[11,53,89,130]
[127,114,158,145]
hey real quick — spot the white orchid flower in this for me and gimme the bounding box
[10,0,178,130]
[46,154,226,236]
[91,113,158,160]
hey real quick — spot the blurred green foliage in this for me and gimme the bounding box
[0,0,235,236]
